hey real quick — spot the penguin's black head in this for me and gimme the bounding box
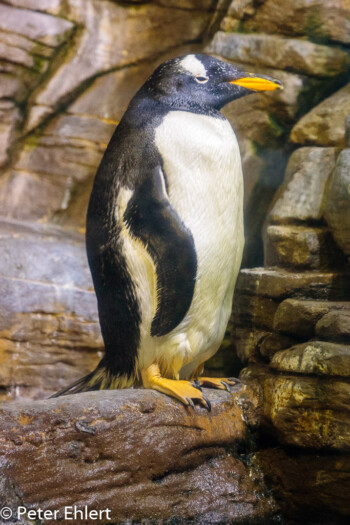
[142,54,283,112]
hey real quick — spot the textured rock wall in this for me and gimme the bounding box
[223,2,350,522]
[1,1,350,522]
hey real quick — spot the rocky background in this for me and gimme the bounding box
[0,0,350,524]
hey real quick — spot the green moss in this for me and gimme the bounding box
[267,114,285,138]
[304,11,331,44]
[32,55,48,74]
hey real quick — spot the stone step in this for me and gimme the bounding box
[235,268,350,300]
[316,310,350,342]
[273,299,350,338]
[264,225,346,270]
[270,341,350,377]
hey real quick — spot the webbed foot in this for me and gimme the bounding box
[141,364,210,410]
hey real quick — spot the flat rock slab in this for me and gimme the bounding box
[207,32,349,77]
[274,299,350,338]
[325,149,350,257]
[0,387,280,524]
[316,310,350,342]
[291,83,350,147]
[264,225,345,270]
[236,268,350,300]
[271,341,350,377]
[242,0,350,45]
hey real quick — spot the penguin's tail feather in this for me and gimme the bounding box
[49,371,100,398]
[49,365,136,398]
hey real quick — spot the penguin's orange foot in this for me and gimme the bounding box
[194,377,240,392]
[141,364,210,410]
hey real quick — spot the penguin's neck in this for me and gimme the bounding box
[130,91,224,120]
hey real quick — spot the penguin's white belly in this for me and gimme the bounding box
[122,110,244,377]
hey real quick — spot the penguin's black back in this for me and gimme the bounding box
[86,93,197,382]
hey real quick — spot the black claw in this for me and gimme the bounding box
[221,381,231,393]
[228,377,241,384]
[186,396,194,408]
[192,379,202,391]
[203,396,211,412]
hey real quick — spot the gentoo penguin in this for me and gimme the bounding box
[52,54,282,407]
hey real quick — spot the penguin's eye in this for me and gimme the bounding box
[195,76,209,84]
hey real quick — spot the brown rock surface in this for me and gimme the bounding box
[268,147,338,224]
[242,365,350,450]
[242,0,350,45]
[264,225,345,270]
[291,83,350,146]
[325,148,350,258]
[316,310,350,342]
[236,268,350,300]
[271,341,350,376]
[0,101,21,168]
[274,299,350,338]
[0,3,74,47]
[256,448,350,523]
[207,32,349,76]
[26,1,214,131]
[0,387,282,524]
[0,221,102,401]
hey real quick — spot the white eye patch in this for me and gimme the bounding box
[180,54,207,77]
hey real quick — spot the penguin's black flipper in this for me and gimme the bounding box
[124,166,197,337]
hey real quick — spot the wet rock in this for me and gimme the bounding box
[274,299,350,338]
[207,32,349,77]
[256,448,350,522]
[268,147,338,224]
[264,225,345,270]
[324,149,350,258]
[243,0,350,45]
[0,388,280,524]
[242,365,350,450]
[316,310,350,342]
[291,83,350,147]
[271,341,350,377]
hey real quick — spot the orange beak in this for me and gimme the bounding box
[229,75,283,92]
